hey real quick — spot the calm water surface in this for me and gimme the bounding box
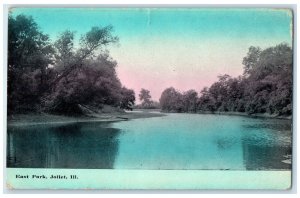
[7,113,292,170]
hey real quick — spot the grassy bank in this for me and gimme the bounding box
[7,109,165,126]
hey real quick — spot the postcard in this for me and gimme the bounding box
[5,7,293,190]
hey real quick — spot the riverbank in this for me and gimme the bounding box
[161,110,292,120]
[198,111,292,120]
[7,108,291,127]
[7,109,165,126]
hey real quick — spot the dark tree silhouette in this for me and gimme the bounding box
[8,14,135,115]
[139,89,153,108]
[160,43,292,116]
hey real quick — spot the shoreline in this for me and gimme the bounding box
[161,110,292,120]
[198,111,292,120]
[7,109,291,127]
[7,110,165,127]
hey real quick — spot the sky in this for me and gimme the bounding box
[10,8,293,102]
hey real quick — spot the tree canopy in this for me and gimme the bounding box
[8,14,54,113]
[139,89,152,107]
[8,14,135,115]
[160,43,292,116]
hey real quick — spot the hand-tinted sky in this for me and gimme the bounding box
[11,8,293,101]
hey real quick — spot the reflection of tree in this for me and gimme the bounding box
[241,137,291,170]
[7,122,120,169]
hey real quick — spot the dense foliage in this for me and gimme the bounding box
[135,89,160,109]
[8,14,292,116]
[8,14,135,115]
[160,43,292,116]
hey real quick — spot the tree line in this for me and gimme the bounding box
[160,43,292,116]
[8,14,135,115]
[8,14,292,117]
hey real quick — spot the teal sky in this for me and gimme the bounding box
[10,8,293,101]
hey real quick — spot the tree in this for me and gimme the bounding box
[49,25,119,91]
[42,25,123,114]
[197,87,217,112]
[8,14,54,114]
[243,43,292,115]
[54,30,75,72]
[120,87,135,110]
[182,90,198,112]
[44,53,125,114]
[242,46,261,76]
[159,87,183,112]
[139,89,153,107]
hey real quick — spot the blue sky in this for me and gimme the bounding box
[10,8,293,101]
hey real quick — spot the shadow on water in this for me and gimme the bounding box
[241,119,292,170]
[7,122,121,169]
[242,143,291,170]
[242,122,291,131]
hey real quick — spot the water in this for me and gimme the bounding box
[7,113,292,170]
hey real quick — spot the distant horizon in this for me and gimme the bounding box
[11,8,293,102]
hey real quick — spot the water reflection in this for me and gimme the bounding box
[7,114,292,170]
[242,143,291,170]
[241,119,292,170]
[242,119,291,131]
[7,122,121,168]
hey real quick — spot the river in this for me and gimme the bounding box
[7,113,292,170]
